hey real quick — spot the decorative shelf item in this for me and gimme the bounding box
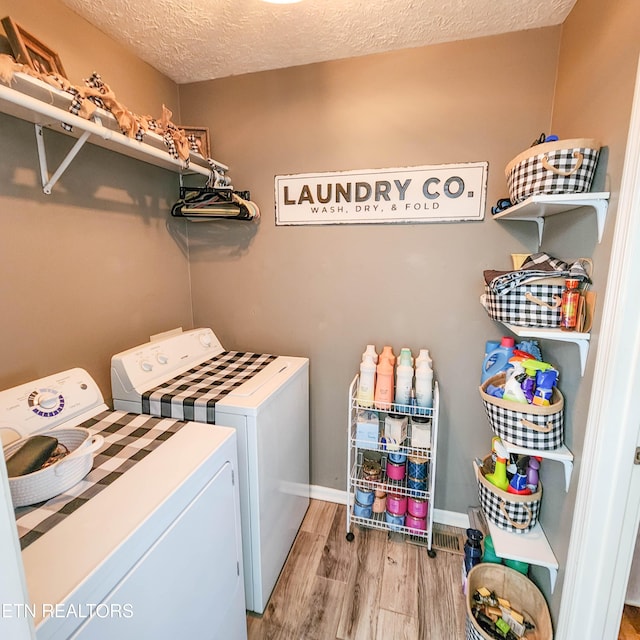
[472,461,559,592]
[492,192,610,248]
[0,71,227,194]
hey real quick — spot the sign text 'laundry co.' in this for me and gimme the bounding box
[274,162,488,226]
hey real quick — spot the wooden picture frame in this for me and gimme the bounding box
[182,126,211,158]
[1,17,67,78]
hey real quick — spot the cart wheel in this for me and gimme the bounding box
[427,549,436,558]
[346,532,355,542]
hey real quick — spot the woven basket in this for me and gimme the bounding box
[465,564,553,639]
[4,428,104,508]
[505,137,600,204]
[476,455,542,534]
[479,373,564,450]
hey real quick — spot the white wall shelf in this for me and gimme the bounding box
[0,73,227,194]
[501,440,574,492]
[492,192,610,248]
[500,322,590,376]
[473,461,559,592]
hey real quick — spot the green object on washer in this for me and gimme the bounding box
[6,435,58,477]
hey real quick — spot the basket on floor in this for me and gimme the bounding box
[479,373,564,450]
[3,428,104,508]
[476,455,542,534]
[505,137,600,204]
[465,564,553,639]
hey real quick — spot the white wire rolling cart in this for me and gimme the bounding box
[346,375,440,556]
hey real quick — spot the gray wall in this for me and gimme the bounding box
[0,0,192,396]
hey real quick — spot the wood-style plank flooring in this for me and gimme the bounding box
[247,500,466,640]
[619,604,640,639]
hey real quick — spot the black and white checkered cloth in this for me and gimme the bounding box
[478,479,541,534]
[141,351,277,423]
[14,411,188,550]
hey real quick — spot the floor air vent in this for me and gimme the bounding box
[431,524,466,555]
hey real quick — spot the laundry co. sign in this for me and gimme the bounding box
[275,162,488,226]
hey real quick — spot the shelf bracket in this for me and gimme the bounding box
[593,198,608,243]
[35,124,92,195]
[534,218,545,248]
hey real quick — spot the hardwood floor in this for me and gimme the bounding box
[247,500,467,640]
[619,605,640,639]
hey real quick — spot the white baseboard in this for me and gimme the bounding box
[309,485,470,529]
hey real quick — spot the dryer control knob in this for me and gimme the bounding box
[140,360,154,372]
[199,333,212,347]
[157,354,169,365]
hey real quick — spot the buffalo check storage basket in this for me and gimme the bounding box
[465,564,553,640]
[479,373,564,450]
[483,278,564,328]
[476,454,542,534]
[505,137,600,204]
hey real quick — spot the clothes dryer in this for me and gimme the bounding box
[110,327,310,614]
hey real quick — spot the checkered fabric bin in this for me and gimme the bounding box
[465,564,553,640]
[479,372,564,450]
[505,137,600,204]
[483,278,564,328]
[476,454,542,534]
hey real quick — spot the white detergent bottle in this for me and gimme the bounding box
[398,348,413,367]
[415,349,432,370]
[357,355,376,408]
[362,344,378,364]
[395,362,413,409]
[415,362,434,410]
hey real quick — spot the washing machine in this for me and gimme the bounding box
[110,327,310,614]
[0,368,247,639]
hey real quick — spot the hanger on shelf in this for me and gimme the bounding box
[171,186,259,221]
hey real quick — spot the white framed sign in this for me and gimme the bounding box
[275,162,488,226]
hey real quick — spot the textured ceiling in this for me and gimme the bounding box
[59,0,576,84]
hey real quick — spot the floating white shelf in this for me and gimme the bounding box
[473,461,559,592]
[492,192,610,247]
[0,73,227,193]
[501,440,574,492]
[500,322,590,376]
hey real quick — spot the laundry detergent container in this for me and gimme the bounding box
[505,137,600,203]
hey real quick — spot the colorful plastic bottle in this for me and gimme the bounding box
[481,337,515,383]
[462,528,484,594]
[394,361,413,408]
[415,361,433,411]
[560,278,580,331]
[374,357,394,409]
[362,344,378,364]
[357,355,376,408]
[398,348,413,367]
[380,346,396,367]
[486,439,509,491]
[527,457,541,492]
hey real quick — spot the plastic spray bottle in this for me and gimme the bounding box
[486,438,509,491]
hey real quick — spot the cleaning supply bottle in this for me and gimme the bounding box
[415,359,433,411]
[374,357,394,409]
[502,362,528,403]
[481,337,515,383]
[362,344,378,364]
[395,360,413,409]
[486,438,509,491]
[508,457,532,494]
[532,368,559,406]
[380,346,396,367]
[526,457,541,492]
[357,355,376,408]
[462,528,484,594]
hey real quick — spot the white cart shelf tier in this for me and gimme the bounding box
[472,461,559,592]
[492,192,610,247]
[0,73,227,193]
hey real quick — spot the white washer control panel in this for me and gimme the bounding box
[0,368,105,444]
